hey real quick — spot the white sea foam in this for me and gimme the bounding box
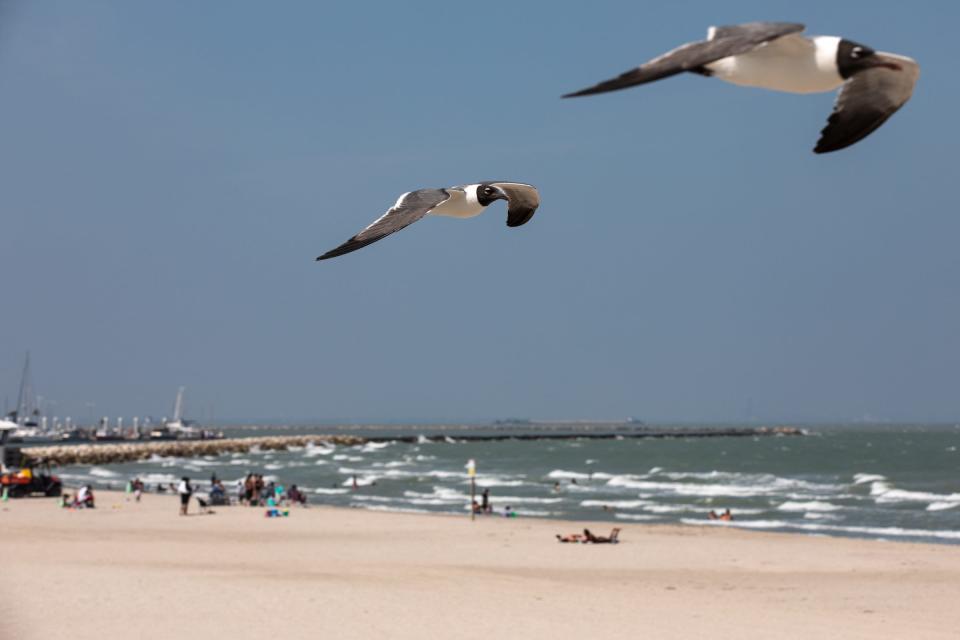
[614,513,662,521]
[302,445,334,457]
[314,487,349,495]
[340,476,378,487]
[853,473,885,485]
[424,470,467,479]
[803,512,841,520]
[927,502,959,512]
[89,467,119,478]
[870,481,960,505]
[580,499,651,509]
[475,479,526,488]
[140,473,180,485]
[682,518,960,541]
[777,501,842,513]
[547,470,591,480]
[264,463,283,470]
[405,487,468,501]
[350,495,396,503]
[606,477,768,497]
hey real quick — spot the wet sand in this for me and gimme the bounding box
[1,491,958,639]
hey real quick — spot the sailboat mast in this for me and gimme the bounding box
[172,386,185,422]
[15,352,33,424]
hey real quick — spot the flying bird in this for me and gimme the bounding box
[316,182,541,261]
[563,22,919,153]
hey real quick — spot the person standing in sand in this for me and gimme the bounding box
[177,477,193,516]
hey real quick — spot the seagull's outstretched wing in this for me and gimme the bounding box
[316,188,451,260]
[814,53,919,153]
[490,182,541,227]
[563,21,804,97]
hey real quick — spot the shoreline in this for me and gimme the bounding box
[1,491,959,639]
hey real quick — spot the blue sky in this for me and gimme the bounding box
[1,0,957,423]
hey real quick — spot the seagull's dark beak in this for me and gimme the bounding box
[870,53,905,72]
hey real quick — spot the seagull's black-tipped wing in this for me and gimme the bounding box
[563,21,805,98]
[490,182,541,227]
[316,188,450,261]
[814,53,919,154]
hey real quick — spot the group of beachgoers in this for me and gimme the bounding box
[61,484,96,509]
[707,509,734,521]
[113,472,309,516]
[469,488,517,517]
[235,473,308,509]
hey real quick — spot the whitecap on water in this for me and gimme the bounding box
[614,513,661,521]
[580,499,651,509]
[777,501,842,513]
[547,470,590,480]
[89,467,119,478]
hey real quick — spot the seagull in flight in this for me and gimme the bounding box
[316,182,541,261]
[563,22,919,153]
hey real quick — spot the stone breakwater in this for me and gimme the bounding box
[20,427,803,467]
[21,435,366,467]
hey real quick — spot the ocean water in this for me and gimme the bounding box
[56,424,960,544]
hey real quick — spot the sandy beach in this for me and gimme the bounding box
[1,491,958,640]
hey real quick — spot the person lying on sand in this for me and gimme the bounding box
[556,533,584,543]
[583,528,620,544]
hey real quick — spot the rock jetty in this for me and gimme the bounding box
[21,435,366,467]
[20,426,804,467]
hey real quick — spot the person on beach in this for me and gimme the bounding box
[287,485,307,507]
[352,475,359,490]
[720,509,733,521]
[556,533,583,543]
[74,484,95,509]
[177,477,193,516]
[708,510,719,520]
[133,478,144,503]
[481,488,491,513]
[582,528,620,543]
[255,475,265,505]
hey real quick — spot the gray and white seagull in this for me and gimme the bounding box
[316,182,541,261]
[563,22,920,153]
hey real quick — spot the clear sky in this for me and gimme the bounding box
[1,0,957,423]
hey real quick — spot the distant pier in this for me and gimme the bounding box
[20,426,803,467]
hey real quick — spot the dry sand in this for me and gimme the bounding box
[1,491,958,640]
